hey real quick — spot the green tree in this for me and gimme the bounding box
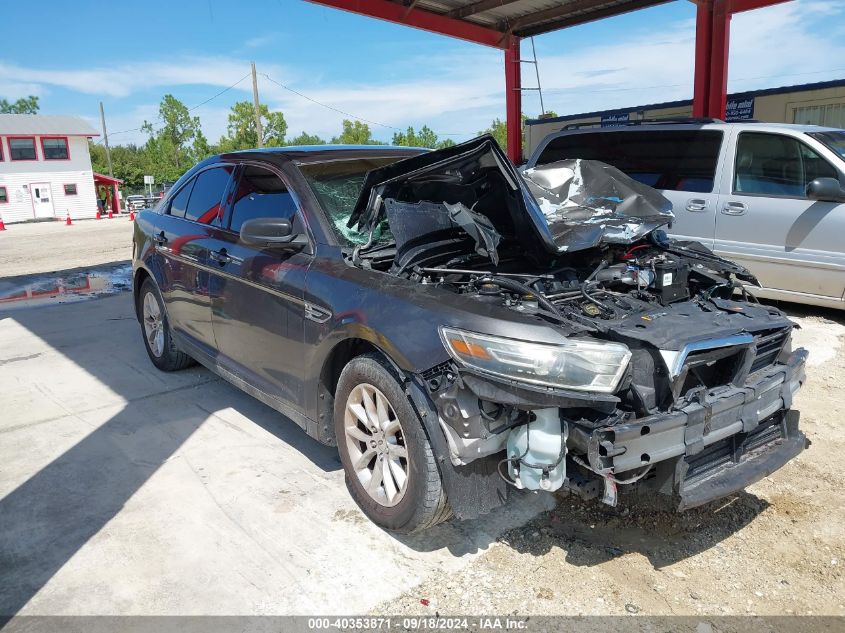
[192,128,212,161]
[286,131,326,146]
[391,125,443,149]
[478,114,528,153]
[331,119,381,145]
[142,94,204,180]
[218,100,287,151]
[0,96,39,114]
[89,141,149,190]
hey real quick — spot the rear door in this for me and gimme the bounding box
[208,163,314,414]
[154,164,234,351]
[530,129,726,247]
[714,130,845,299]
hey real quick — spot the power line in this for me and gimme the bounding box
[260,72,403,132]
[260,72,468,137]
[94,72,251,143]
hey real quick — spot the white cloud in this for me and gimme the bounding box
[0,56,288,99]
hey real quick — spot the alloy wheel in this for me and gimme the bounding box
[142,291,165,358]
[343,383,409,507]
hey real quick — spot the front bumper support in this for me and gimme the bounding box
[677,409,806,510]
[587,348,808,478]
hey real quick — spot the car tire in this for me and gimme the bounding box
[138,278,195,372]
[334,353,451,533]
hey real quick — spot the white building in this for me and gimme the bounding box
[0,114,115,224]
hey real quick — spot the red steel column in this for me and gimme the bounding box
[504,38,522,164]
[707,0,731,119]
[692,1,713,118]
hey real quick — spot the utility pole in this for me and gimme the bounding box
[99,101,113,177]
[251,62,264,148]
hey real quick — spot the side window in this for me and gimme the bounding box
[229,165,301,234]
[168,180,194,218]
[184,166,234,224]
[799,142,838,183]
[734,133,838,197]
[536,130,723,193]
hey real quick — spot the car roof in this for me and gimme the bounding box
[544,121,843,136]
[220,144,429,164]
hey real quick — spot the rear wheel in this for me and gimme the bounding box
[335,354,450,533]
[138,278,194,371]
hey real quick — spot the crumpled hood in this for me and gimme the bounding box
[348,135,674,254]
[522,158,674,251]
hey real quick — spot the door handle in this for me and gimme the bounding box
[722,201,748,216]
[686,198,708,212]
[210,248,232,265]
[152,231,167,245]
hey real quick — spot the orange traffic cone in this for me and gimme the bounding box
[108,209,113,219]
[0,212,6,231]
[129,210,135,221]
[96,210,101,220]
[65,212,72,226]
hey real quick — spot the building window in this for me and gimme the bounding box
[42,137,70,160]
[0,140,4,161]
[9,137,37,161]
[0,187,7,203]
[64,183,78,195]
[793,104,845,129]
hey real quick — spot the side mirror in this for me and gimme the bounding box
[806,177,845,202]
[239,217,307,250]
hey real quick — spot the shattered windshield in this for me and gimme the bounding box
[298,157,408,246]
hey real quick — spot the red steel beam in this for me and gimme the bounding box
[693,0,792,118]
[303,0,513,48]
[504,38,522,164]
[729,0,791,13]
[707,0,731,119]
[692,1,713,117]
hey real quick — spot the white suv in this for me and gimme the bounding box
[526,122,845,310]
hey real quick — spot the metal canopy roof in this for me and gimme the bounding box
[307,0,672,48]
[407,0,670,38]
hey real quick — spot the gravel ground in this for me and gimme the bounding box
[380,309,845,617]
[0,219,133,278]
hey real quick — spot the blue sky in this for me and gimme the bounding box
[2,0,844,146]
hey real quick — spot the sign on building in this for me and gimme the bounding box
[601,112,630,127]
[726,97,754,121]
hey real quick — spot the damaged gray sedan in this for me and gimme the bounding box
[134,135,809,533]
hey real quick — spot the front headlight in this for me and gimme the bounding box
[439,327,631,393]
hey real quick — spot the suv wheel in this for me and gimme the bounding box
[335,354,451,533]
[138,278,194,371]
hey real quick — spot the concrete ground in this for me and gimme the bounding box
[0,218,133,278]
[0,293,553,616]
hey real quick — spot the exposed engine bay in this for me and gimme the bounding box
[344,136,809,512]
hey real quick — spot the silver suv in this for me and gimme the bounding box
[526,122,845,310]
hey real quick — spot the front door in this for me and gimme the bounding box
[714,131,845,300]
[30,183,55,219]
[209,163,313,413]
